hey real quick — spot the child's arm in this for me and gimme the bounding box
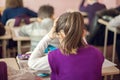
[28,19,57,70]
[79,0,88,12]
[28,34,53,71]
[19,23,33,36]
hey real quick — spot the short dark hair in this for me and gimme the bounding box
[38,5,54,19]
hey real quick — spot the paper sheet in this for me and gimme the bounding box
[102,59,116,68]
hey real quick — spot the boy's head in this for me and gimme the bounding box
[38,5,54,19]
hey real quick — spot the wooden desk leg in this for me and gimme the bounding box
[2,40,7,58]
[112,30,117,62]
[17,41,22,54]
[110,30,117,80]
[104,76,107,80]
[104,27,108,57]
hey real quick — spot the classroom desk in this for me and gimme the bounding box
[0,27,11,58]
[102,66,119,76]
[11,27,30,54]
[0,58,49,80]
[16,57,120,77]
[6,18,37,54]
[98,19,120,62]
[98,19,120,80]
[0,58,19,70]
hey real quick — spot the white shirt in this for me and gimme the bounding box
[108,15,120,28]
[28,34,56,71]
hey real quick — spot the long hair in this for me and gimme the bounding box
[55,12,86,55]
[6,0,23,8]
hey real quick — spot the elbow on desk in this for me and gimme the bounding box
[28,57,51,71]
[28,58,36,69]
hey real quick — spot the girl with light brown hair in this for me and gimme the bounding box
[28,11,104,80]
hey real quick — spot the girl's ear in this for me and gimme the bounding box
[82,29,88,45]
[57,30,65,39]
[59,30,65,39]
[37,18,41,22]
[82,29,87,37]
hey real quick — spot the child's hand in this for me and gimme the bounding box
[48,18,58,39]
[48,26,56,39]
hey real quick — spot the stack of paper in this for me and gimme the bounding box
[102,59,116,68]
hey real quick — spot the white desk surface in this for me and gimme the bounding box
[16,57,120,76]
[98,19,120,33]
[0,58,19,70]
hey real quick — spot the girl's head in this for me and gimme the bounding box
[55,12,87,55]
[6,0,23,8]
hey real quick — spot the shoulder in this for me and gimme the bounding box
[40,18,54,28]
[89,45,102,52]
[88,45,104,58]
[22,7,33,11]
[83,45,99,51]
[22,22,38,29]
[42,18,54,23]
[83,45,104,63]
[48,49,60,57]
[96,2,106,7]
[82,45,103,56]
[3,8,12,13]
[15,7,30,11]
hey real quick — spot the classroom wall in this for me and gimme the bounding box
[99,0,117,9]
[116,0,120,6]
[0,0,119,17]
[23,0,81,17]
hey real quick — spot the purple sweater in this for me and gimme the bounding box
[48,45,104,80]
[79,0,106,28]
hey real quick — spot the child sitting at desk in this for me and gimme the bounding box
[28,11,104,80]
[19,5,59,52]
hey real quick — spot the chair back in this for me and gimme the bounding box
[6,18,37,28]
[0,61,8,80]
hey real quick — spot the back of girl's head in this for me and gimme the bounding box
[38,5,54,19]
[55,12,86,54]
[6,0,23,8]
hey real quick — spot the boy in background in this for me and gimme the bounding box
[19,5,58,52]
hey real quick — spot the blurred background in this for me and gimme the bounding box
[0,0,120,17]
